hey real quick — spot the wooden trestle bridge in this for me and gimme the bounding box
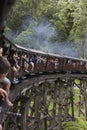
[0,1,87,130]
[0,73,87,130]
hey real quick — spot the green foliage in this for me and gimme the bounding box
[63,118,87,130]
[7,0,25,30]
[74,79,80,85]
[36,0,87,41]
[14,27,33,45]
[6,0,44,30]
[6,0,87,42]
[69,0,87,41]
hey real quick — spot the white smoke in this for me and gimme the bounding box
[7,16,79,57]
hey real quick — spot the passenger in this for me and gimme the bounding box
[8,51,20,84]
[1,77,11,94]
[54,58,59,69]
[72,62,76,68]
[42,57,47,64]
[29,54,36,71]
[67,59,71,64]
[2,47,9,58]
[13,53,20,72]
[1,48,11,94]
[25,54,29,72]
[30,61,34,71]
[22,54,29,72]
[14,52,21,66]
[0,56,13,107]
[36,55,41,64]
[0,124,2,130]
[9,58,19,84]
[36,55,44,64]
[0,47,3,56]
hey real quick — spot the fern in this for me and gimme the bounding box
[63,118,87,130]
[77,118,87,130]
[63,122,81,130]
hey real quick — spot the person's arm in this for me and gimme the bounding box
[0,124,2,130]
[0,88,7,98]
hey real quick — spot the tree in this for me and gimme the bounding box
[6,0,87,42]
[69,0,87,41]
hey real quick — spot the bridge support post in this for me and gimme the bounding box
[22,100,29,130]
[35,89,40,130]
[80,80,87,121]
[84,81,87,121]
[58,79,63,130]
[71,87,74,121]
[71,80,75,121]
[52,80,58,128]
[18,96,30,130]
[43,83,48,130]
[84,97,87,121]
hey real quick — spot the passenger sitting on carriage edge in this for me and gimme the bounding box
[0,56,13,107]
[8,52,20,84]
[29,54,36,71]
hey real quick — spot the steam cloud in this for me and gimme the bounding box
[6,16,79,57]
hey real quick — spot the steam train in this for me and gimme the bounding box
[0,0,87,79]
[2,35,87,77]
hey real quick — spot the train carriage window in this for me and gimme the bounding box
[54,58,59,69]
[85,63,87,69]
[80,61,83,66]
[66,59,72,64]
[72,62,76,67]
[10,46,16,51]
[76,62,79,66]
[3,42,10,48]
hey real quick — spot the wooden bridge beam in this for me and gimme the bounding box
[2,75,87,130]
[58,79,63,130]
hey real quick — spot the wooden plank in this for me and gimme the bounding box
[58,79,63,130]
